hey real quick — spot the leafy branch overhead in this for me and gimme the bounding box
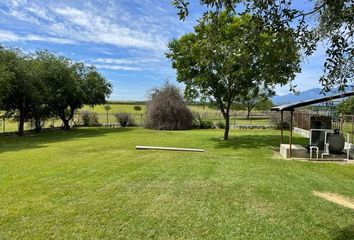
[172,0,354,91]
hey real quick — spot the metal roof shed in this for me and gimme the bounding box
[271,91,354,158]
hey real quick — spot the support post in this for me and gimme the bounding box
[280,111,284,144]
[289,110,294,158]
[350,115,354,143]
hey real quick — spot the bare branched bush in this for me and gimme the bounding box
[145,83,193,130]
[80,110,99,127]
[114,113,135,127]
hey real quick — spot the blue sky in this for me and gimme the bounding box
[0,0,326,100]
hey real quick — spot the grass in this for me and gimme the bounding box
[0,128,354,239]
[1,103,271,133]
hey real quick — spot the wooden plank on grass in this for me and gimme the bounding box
[136,146,204,152]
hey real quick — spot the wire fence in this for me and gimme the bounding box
[293,111,354,143]
[0,111,274,133]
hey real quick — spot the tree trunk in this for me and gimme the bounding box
[62,119,70,130]
[35,117,42,133]
[223,112,230,140]
[247,109,251,119]
[18,112,25,136]
[59,108,75,130]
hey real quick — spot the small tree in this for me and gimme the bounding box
[104,104,111,124]
[236,87,274,119]
[337,97,354,129]
[145,83,193,130]
[134,105,142,111]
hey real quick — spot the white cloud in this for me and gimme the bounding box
[0,29,76,44]
[94,57,164,65]
[95,64,142,71]
[0,1,181,53]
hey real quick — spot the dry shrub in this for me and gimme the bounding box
[80,110,99,127]
[114,113,135,127]
[145,83,192,130]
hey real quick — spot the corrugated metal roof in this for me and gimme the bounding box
[271,91,354,111]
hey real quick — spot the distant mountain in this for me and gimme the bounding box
[272,87,353,105]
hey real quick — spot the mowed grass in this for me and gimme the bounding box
[1,128,354,239]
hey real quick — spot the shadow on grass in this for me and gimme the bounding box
[208,134,308,150]
[0,127,134,154]
[334,225,354,240]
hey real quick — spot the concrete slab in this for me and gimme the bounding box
[280,144,308,158]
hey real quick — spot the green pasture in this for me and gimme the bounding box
[0,128,353,239]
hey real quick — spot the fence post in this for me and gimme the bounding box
[233,112,236,127]
[2,116,5,133]
[351,116,353,143]
[140,113,143,126]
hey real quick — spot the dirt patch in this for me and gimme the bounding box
[313,191,354,210]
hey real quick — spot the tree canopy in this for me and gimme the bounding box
[0,46,112,135]
[172,0,354,92]
[235,87,274,119]
[167,13,300,140]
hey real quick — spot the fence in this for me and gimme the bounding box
[293,111,354,143]
[0,111,274,133]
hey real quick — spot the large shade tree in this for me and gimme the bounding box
[167,13,300,140]
[173,0,354,92]
[36,51,112,130]
[0,47,45,136]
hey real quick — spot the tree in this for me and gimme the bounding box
[236,87,274,119]
[167,13,300,140]
[104,104,111,124]
[36,51,112,130]
[336,97,354,129]
[173,0,354,92]
[337,98,354,116]
[0,62,13,106]
[0,47,44,136]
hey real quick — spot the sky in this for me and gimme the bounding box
[0,0,326,100]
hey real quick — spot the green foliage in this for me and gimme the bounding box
[337,97,354,115]
[0,46,45,135]
[192,113,215,129]
[216,121,225,129]
[255,99,273,111]
[167,12,300,139]
[134,105,142,111]
[35,51,112,130]
[104,104,111,112]
[0,46,112,135]
[235,87,274,118]
[172,0,354,92]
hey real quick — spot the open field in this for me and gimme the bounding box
[1,103,271,133]
[1,128,354,239]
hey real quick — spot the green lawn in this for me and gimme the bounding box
[1,128,354,239]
